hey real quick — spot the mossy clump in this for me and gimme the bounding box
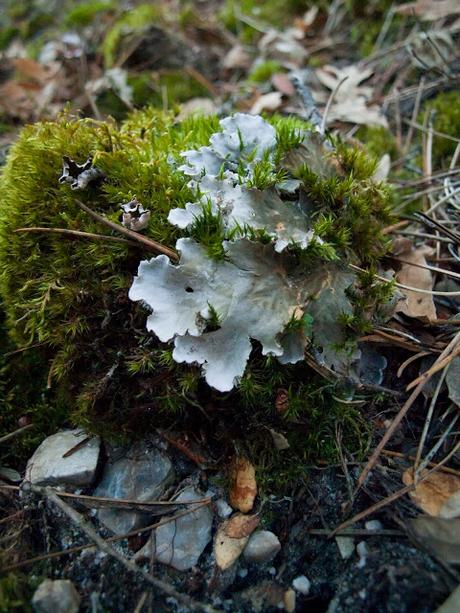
[0,108,393,440]
[0,109,219,436]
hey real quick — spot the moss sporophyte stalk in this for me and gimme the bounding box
[0,108,394,433]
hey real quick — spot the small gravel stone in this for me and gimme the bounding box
[335,536,355,560]
[365,520,383,531]
[216,499,233,519]
[243,530,281,563]
[32,579,80,613]
[292,575,311,595]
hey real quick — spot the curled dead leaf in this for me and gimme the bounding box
[396,0,460,20]
[395,242,436,321]
[229,456,257,513]
[402,468,460,517]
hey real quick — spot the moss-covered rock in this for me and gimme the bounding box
[0,108,394,441]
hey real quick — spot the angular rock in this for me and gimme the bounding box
[25,430,100,487]
[292,575,311,595]
[94,443,175,535]
[32,579,80,613]
[135,486,212,571]
[243,530,281,563]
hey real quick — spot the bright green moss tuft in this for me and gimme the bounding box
[64,1,116,28]
[248,60,283,83]
[0,109,219,433]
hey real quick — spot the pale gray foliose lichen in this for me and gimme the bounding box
[129,113,369,391]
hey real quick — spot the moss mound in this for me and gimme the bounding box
[0,109,393,447]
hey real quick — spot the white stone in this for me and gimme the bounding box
[335,536,355,559]
[25,430,100,487]
[135,486,213,571]
[365,520,382,531]
[215,499,233,519]
[243,530,281,563]
[292,575,311,595]
[32,579,80,613]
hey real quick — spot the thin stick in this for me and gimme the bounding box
[357,331,460,491]
[403,118,460,144]
[332,438,460,537]
[356,379,427,491]
[0,424,34,445]
[413,365,449,473]
[417,410,459,475]
[1,500,210,573]
[308,528,404,537]
[391,257,460,282]
[52,489,211,512]
[407,340,460,391]
[350,263,460,296]
[403,76,425,156]
[381,449,460,477]
[426,185,460,215]
[75,200,179,263]
[393,230,453,244]
[15,227,138,247]
[397,351,430,378]
[320,75,349,134]
[28,485,217,613]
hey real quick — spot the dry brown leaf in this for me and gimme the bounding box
[229,456,257,513]
[402,468,460,517]
[271,73,295,97]
[316,64,388,127]
[395,243,436,321]
[396,0,460,21]
[267,428,290,451]
[224,513,260,538]
[223,44,251,70]
[250,91,283,115]
[13,58,56,84]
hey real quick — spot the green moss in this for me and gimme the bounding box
[234,357,372,494]
[355,125,398,161]
[152,71,210,108]
[248,60,283,83]
[0,26,18,50]
[221,0,311,43]
[0,108,219,434]
[64,1,116,28]
[294,138,394,265]
[0,573,39,613]
[102,4,165,67]
[421,91,460,168]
